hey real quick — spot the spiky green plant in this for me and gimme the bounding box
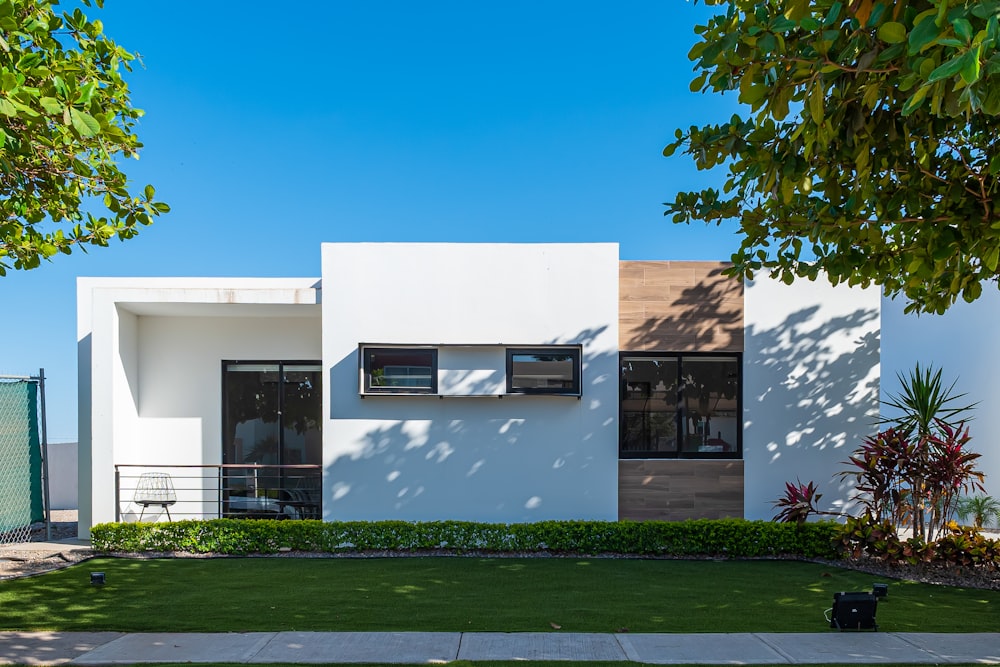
[881,363,977,439]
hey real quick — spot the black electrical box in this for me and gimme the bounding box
[830,591,878,631]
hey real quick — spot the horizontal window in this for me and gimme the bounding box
[620,353,740,459]
[506,347,581,395]
[362,347,438,394]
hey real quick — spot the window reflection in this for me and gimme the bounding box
[222,361,322,518]
[620,355,740,458]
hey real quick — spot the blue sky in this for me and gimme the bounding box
[1,1,741,442]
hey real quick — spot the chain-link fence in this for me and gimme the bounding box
[0,372,47,545]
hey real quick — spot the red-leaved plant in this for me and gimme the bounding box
[840,420,984,541]
[772,479,828,524]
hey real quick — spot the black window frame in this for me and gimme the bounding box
[220,359,323,518]
[361,346,439,394]
[619,351,742,460]
[505,346,582,396]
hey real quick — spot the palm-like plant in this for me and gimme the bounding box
[881,363,977,439]
[956,495,1000,530]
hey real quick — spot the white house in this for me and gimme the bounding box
[76,242,997,537]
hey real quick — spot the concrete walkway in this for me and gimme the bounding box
[1,631,998,665]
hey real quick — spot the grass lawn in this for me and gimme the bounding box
[1,557,997,633]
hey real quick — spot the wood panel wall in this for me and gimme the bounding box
[618,261,746,521]
[618,459,744,521]
[619,261,743,352]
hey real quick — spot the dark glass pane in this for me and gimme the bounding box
[680,357,739,454]
[368,349,435,389]
[280,364,322,518]
[510,352,576,390]
[280,365,322,465]
[223,363,280,466]
[222,362,322,519]
[621,357,679,453]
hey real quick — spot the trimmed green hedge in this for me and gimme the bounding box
[90,518,843,559]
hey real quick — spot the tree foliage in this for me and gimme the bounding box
[0,0,167,275]
[665,0,1000,314]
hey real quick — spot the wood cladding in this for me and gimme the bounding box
[618,459,744,521]
[616,261,746,521]
[619,261,743,352]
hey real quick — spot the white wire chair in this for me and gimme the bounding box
[133,472,177,521]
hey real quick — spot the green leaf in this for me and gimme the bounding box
[689,72,707,92]
[39,96,62,114]
[927,51,972,83]
[973,1,1000,19]
[823,1,843,27]
[878,22,907,44]
[987,16,1000,45]
[983,245,1000,272]
[901,85,930,115]
[909,13,940,54]
[808,84,824,122]
[77,81,97,105]
[741,83,769,105]
[959,47,981,84]
[952,18,974,43]
[0,96,15,116]
[865,2,886,28]
[69,107,100,137]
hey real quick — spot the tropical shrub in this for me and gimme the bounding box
[836,515,932,565]
[836,516,1000,570]
[935,523,1000,568]
[839,422,984,541]
[956,495,1000,530]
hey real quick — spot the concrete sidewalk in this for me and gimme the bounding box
[1,631,998,665]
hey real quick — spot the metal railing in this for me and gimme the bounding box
[114,463,322,522]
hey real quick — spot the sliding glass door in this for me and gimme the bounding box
[222,361,322,517]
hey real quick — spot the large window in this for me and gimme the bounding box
[506,347,581,395]
[620,353,740,459]
[222,361,322,517]
[362,347,438,394]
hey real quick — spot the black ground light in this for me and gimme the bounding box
[826,591,878,631]
[90,572,105,585]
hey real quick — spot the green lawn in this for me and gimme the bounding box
[1,557,997,633]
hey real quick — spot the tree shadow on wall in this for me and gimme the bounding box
[621,270,879,518]
[324,327,620,522]
[743,304,879,517]
[622,265,743,352]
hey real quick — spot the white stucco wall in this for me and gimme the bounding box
[321,243,620,522]
[881,291,1000,504]
[78,279,321,535]
[743,275,881,520]
[46,441,78,510]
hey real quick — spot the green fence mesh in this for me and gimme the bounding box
[0,379,43,544]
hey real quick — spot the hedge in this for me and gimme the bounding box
[90,518,843,559]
